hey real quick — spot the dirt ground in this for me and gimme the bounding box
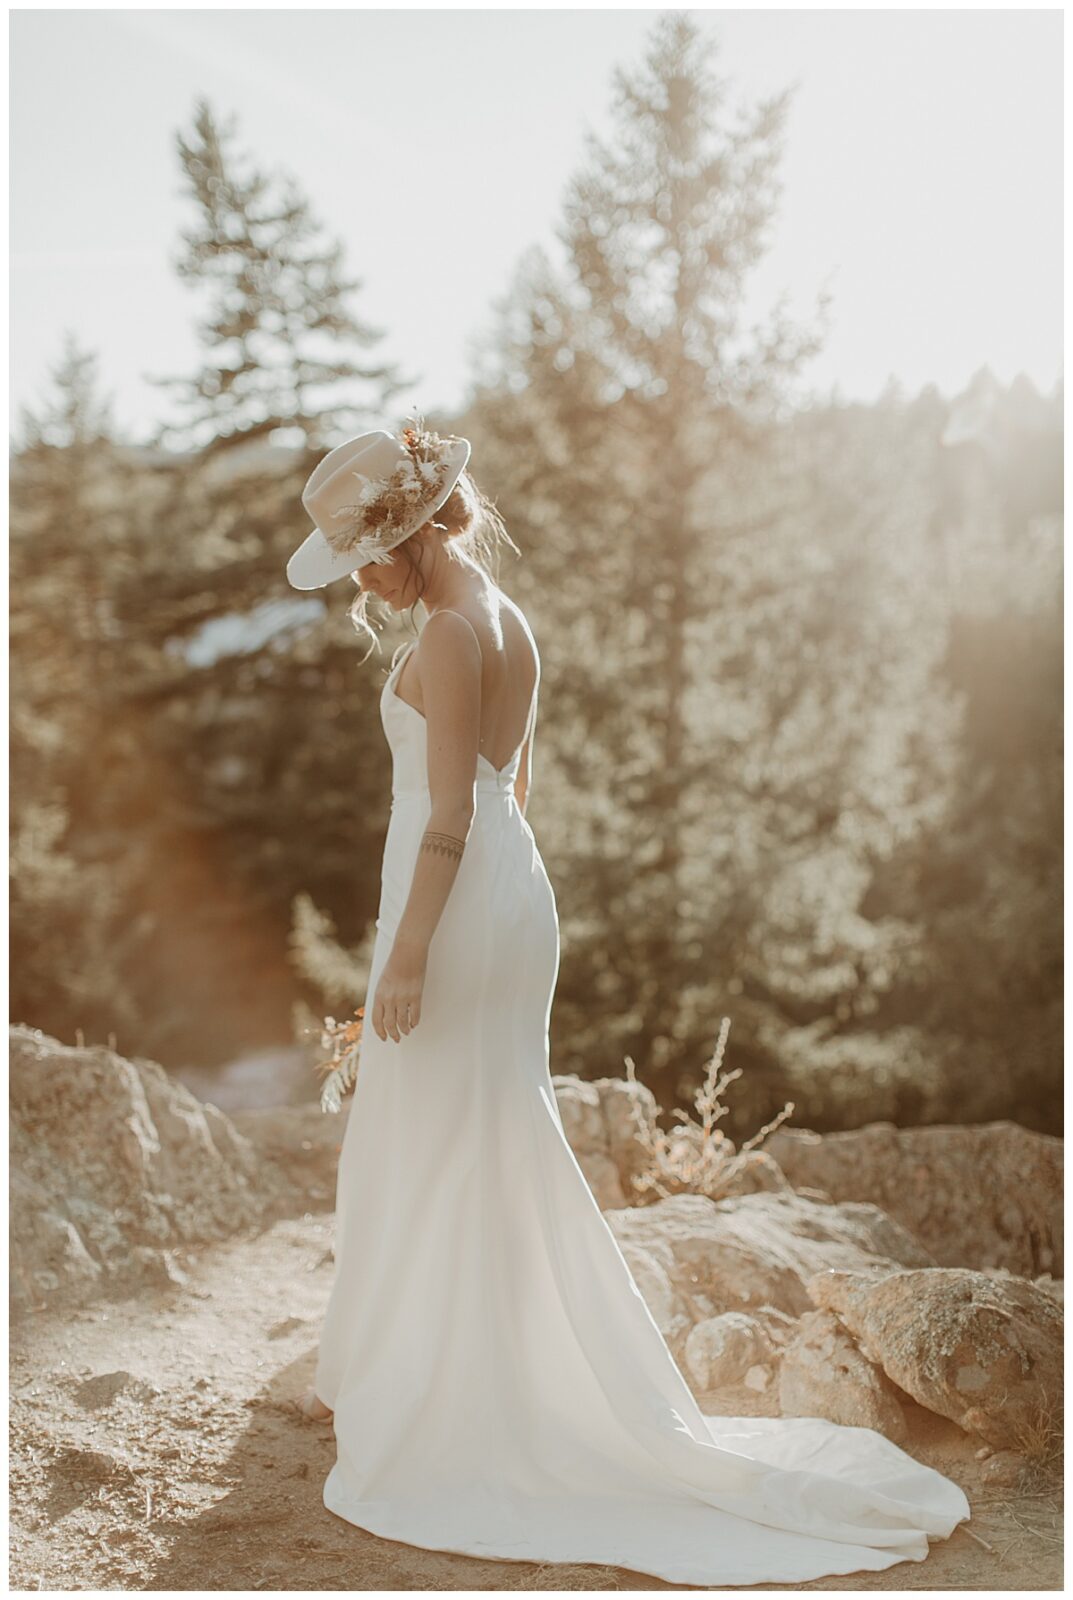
[9,1215,1062,1593]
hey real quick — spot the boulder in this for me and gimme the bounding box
[683,1312,777,1391]
[604,1190,935,1358]
[765,1121,1062,1277]
[553,1074,659,1208]
[10,1026,296,1317]
[807,1266,1064,1451]
[777,1309,909,1443]
[616,1241,692,1346]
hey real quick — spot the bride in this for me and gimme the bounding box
[283,420,971,1588]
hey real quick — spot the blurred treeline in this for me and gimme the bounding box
[9,15,1062,1134]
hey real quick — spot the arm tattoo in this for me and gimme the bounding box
[421,829,465,862]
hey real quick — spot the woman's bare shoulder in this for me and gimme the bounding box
[418,606,483,667]
[497,591,540,672]
[425,589,538,669]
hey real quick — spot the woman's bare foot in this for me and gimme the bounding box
[294,1387,333,1423]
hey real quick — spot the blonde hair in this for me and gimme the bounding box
[346,468,521,662]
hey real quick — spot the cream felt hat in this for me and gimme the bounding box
[287,420,471,590]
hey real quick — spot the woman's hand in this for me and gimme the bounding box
[371,936,428,1043]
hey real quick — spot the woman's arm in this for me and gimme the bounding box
[391,610,481,954]
[372,612,481,1043]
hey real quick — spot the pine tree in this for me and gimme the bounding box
[63,100,421,1066]
[465,12,829,1094]
[10,331,137,762]
[146,97,414,454]
[10,334,145,1041]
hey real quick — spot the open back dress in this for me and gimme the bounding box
[312,614,971,1587]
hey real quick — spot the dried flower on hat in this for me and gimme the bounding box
[324,412,456,563]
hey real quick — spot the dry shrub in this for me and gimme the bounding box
[624,1017,795,1202]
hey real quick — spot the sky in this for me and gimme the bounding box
[9,7,1064,445]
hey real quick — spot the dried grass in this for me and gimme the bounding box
[624,1016,795,1203]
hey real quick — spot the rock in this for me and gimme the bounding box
[683,1313,776,1390]
[735,1303,799,1353]
[765,1121,1062,1277]
[605,1190,935,1359]
[807,1266,1063,1451]
[615,1243,692,1345]
[708,1150,792,1198]
[9,1025,297,1318]
[11,1171,104,1305]
[553,1074,658,1209]
[980,1450,1029,1488]
[592,1077,660,1193]
[553,1076,605,1148]
[778,1309,909,1443]
[71,1372,159,1411]
[580,1150,628,1211]
[132,1247,189,1289]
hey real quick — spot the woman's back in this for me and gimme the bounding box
[394,589,539,779]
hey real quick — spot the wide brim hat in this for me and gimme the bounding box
[287,423,472,590]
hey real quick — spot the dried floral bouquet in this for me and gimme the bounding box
[314,1006,365,1114]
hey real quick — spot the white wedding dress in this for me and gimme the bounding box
[313,624,971,1587]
